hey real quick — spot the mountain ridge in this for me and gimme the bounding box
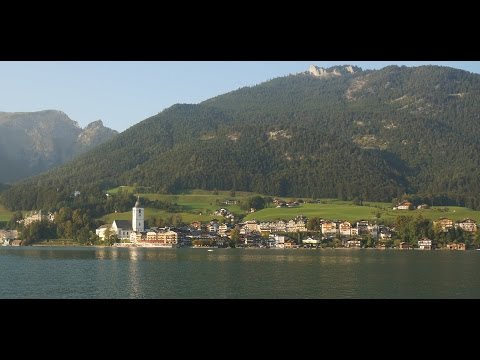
[3,65,480,210]
[0,110,118,183]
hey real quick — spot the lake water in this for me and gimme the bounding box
[0,247,479,298]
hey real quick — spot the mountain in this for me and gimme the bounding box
[4,65,480,211]
[0,110,117,183]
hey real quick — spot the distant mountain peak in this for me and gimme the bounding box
[78,119,118,146]
[0,110,117,183]
[308,64,361,78]
[84,119,105,129]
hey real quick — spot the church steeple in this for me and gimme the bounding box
[132,196,144,232]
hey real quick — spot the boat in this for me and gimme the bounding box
[207,249,214,252]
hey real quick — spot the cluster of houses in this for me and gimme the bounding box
[95,198,398,248]
[273,198,300,208]
[18,210,55,226]
[92,197,480,250]
[213,208,235,221]
[2,196,477,250]
[1,211,55,246]
[393,200,431,210]
[0,229,20,246]
[433,217,477,232]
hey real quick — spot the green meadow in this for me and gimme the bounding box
[102,188,259,223]
[3,185,480,227]
[101,189,480,225]
[0,204,13,222]
[244,200,480,223]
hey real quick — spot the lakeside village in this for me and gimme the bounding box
[1,197,479,250]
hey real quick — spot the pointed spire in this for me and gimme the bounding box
[135,195,141,208]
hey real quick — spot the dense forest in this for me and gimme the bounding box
[3,64,480,211]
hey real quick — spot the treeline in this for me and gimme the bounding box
[394,215,480,249]
[0,186,181,218]
[13,207,97,245]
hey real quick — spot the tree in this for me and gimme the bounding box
[8,211,23,229]
[364,235,376,248]
[103,225,114,243]
[77,228,91,245]
[241,196,266,211]
[352,197,363,206]
[473,231,480,249]
[391,198,398,208]
[307,217,322,231]
[230,225,240,243]
[263,196,273,207]
[21,220,56,245]
[105,231,118,246]
[394,215,433,246]
[169,214,183,227]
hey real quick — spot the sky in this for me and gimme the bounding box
[0,61,479,132]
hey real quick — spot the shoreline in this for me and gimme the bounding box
[3,244,476,251]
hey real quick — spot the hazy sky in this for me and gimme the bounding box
[0,61,478,132]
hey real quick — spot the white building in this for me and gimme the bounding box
[96,198,141,241]
[347,239,362,248]
[339,221,352,237]
[302,237,321,246]
[20,210,55,226]
[95,224,110,239]
[455,219,477,233]
[209,220,219,233]
[112,220,133,240]
[271,234,286,248]
[418,238,433,250]
[218,223,229,236]
[132,196,144,232]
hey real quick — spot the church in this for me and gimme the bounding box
[96,196,178,247]
[95,196,143,241]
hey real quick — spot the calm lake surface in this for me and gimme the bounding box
[0,247,479,298]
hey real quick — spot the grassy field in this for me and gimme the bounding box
[108,188,255,213]
[101,189,261,224]
[4,185,476,226]
[245,202,385,223]
[244,200,480,224]
[99,190,480,225]
[106,185,136,194]
[100,208,215,224]
[0,204,13,222]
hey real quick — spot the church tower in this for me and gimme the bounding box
[132,196,144,232]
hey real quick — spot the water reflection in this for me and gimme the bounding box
[1,247,480,298]
[128,248,141,298]
[95,247,107,260]
[0,246,94,260]
[128,248,139,262]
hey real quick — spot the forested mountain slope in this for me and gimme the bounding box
[4,65,480,210]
